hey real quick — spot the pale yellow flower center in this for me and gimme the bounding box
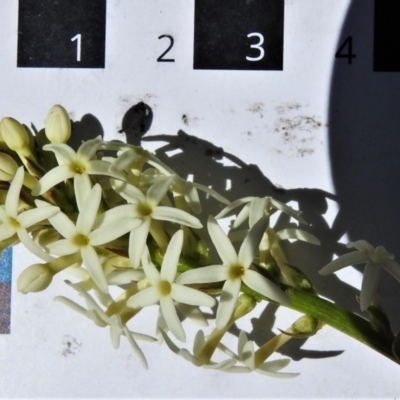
[73,233,90,247]
[158,280,171,296]
[228,265,245,279]
[8,217,20,229]
[70,162,86,174]
[137,202,153,217]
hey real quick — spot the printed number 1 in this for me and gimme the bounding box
[246,32,265,62]
[71,33,82,62]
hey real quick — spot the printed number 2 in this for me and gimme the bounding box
[157,35,175,62]
[71,33,81,62]
[246,32,265,62]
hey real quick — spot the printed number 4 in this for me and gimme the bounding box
[246,32,264,62]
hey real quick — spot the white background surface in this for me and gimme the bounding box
[1,0,400,398]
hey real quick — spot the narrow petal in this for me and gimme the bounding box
[153,206,202,228]
[94,204,138,228]
[176,265,229,284]
[384,259,400,282]
[216,278,241,330]
[47,211,77,239]
[74,173,92,212]
[215,197,254,219]
[122,326,148,369]
[360,262,382,311]
[242,340,255,369]
[171,284,216,307]
[140,246,161,285]
[238,216,269,268]
[127,286,160,309]
[0,223,16,241]
[243,269,289,304]
[160,230,183,282]
[160,295,186,342]
[192,182,230,205]
[249,197,267,228]
[77,136,102,160]
[270,198,307,224]
[110,178,145,203]
[18,206,60,229]
[81,245,108,293]
[76,184,102,234]
[193,330,206,356]
[43,143,76,164]
[6,166,24,217]
[277,228,321,245]
[175,304,208,327]
[31,165,75,196]
[107,270,144,285]
[86,160,126,180]
[90,217,141,246]
[129,218,151,269]
[260,358,291,373]
[184,182,201,214]
[47,239,78,256]
[319,251,368,275]
[207,216,238,266]
[233,203,251,229]
[146,175,174,207]
[17,228,53,262]
[238,331,248,359]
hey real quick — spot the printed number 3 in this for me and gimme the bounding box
[246,32,264,62]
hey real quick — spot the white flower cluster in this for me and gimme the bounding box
[1,105,399,375]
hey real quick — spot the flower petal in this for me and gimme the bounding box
[171,284,216,308]
[160,230,183,282]
[127,286,160,309]
[86,160,126,180]
[277,228,321,245]
[32,165,75,196]
[176,265,229,284]
[47,239,78,256]
[319,251,368,275]
[160,295,186,342]
[153,206,202,228]
[90,217,140,246]
[81,245,108,293]
[74,173,92,212]
[94,204,138,228]
[6,166,24,217]
[216,278,241,329]
[249,197,268,228]
[110,178,144,203]
[233,202,251,229]
[238,216,269,268]
[360,262,382,311]
[207,216,238,266]
[18,206,60,229]
[129,218,151,269]
[215,197,254,219]
[46,210,77,239]
[76,184,102,234]
[138,251,159,288]
[146,175,174,207]
[122,326,148,369]
[43,143,76,164]
[243,269,289,304]
[17,228,53,262]
[384,259,400,282]
[77,136,102,160]
[0,223,16,241]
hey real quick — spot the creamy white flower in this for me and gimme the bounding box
[32,136,125,209]
[218,331,298,378]
[216,196,307,228]
[127,230,216,342]
[177,216,289,329]
[55,280,154,368]
[0,166,59,261]
[45,184,141,293]
[109,175,202,268]
[160,329,236,370]
[319,240,400,311]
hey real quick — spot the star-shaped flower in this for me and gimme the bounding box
[177,216,289,329]
[127,230,216,342]
[0,166,59,262]
[109,175,202,268]
[218,331,298,377]
[32,136,125,209]
[45,183,141,293]
[319,240,400,311]
[55,280,155,368]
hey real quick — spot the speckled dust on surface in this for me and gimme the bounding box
[0,283,11,334]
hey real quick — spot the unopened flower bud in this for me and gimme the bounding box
[45,105,71,143]
[0,117,31,154]
[0,152,18,181]
[17,263,54,294]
